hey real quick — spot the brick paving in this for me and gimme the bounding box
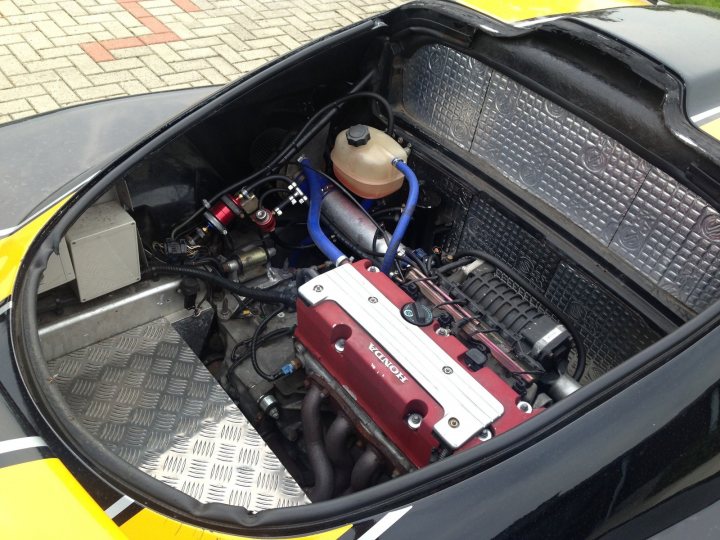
[0,0,404,124]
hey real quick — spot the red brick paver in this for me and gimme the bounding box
[0,0,405,123]
[80,0,197,61]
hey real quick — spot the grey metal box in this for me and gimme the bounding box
[66,201,141,302]
[39,237,75,294]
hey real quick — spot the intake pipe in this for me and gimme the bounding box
[300,158,348,266]
[321,189,390,255]
[301,385,334,501]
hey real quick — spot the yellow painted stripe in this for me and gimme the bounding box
[457,0,647,23]
[121,508,351,540]
[0,458,125,539]
[701,116,720,142]
[0,197,70,302]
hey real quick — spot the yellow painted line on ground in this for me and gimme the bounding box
[701,116,720,142]
[121,508,351,540]
[457,0,647,23]
[0,458,126,539]
[0,197,69,302]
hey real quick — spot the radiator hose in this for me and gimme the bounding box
[143,265,296,305]
[380,160,419,274]
[301,158,348,266]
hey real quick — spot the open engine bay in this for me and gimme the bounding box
[28,18,719,512]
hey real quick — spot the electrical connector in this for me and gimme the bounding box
[164,238,188,262]
[279,362,296,376]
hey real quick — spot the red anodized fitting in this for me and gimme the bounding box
[251,208,276,233]
[204,193,244,234]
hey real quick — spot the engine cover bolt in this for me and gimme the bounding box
[517,401,533,414]
[448,417,460,428]
[407,413,423,430]
[334,339,345,353]
[436,328,450,337]
[442,366,453,375]
[313,285,324,293]
[478,428,493,441]
[368,296,378,304]
[368,266,379,273]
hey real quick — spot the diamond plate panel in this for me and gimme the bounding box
[403,44,491,150]
[47,318,308,510]
[610,168,720,312]
[469,71,651,245]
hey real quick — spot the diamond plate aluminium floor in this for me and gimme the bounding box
[46,317,309,510]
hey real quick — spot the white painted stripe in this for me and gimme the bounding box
[0,436,46,455]
[479,24,499,34]
[514,15,564,28]
[357,506,413,540]
[691,104,720,124]
[0,301,11,316]
[0,170,97,239]
[104,495,135,519]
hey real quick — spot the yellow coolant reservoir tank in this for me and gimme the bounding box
[330,125,409,199]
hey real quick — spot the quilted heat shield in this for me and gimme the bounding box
[403,43,720,313]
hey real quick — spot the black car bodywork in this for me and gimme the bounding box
[3,2,720,538]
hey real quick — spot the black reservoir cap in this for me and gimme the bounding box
[346,124,371,147]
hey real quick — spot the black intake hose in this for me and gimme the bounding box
[350,447,381,492]
[301,385,334,501]
[326,415,354,493]
[144,265,296,305]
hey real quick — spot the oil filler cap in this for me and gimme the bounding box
[346,124,371,147]
[401,302,433,327]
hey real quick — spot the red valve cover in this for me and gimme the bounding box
[295,260,537,468]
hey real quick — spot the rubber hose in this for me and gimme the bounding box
[144,265,295,305]
[301,385,334,501]
[451,249,587,381]
[301,159,347,265]
[250,305,286,382]
[380,160,419,274]
[242,174,293,193]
